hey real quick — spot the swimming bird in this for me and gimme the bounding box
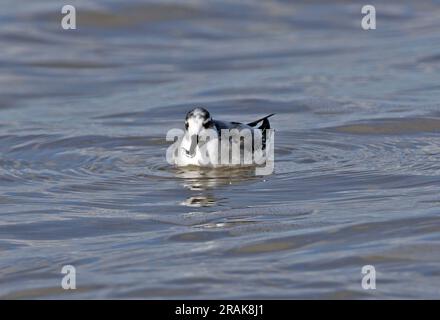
[170,107,274,167]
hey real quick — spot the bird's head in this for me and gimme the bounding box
[184,107,212,136]
[182,107,213,157]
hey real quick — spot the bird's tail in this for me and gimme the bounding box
[247,113,275,150]
[247,113,275,129]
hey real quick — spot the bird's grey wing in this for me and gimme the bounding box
[213,120,252,130]
[213,120,261,152]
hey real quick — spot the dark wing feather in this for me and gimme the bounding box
[247,113,275,128]
[247,114,275,150]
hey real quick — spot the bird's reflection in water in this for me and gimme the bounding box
[181,195,216,207]
[174,166,259,207]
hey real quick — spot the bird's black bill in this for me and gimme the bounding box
[187,134,198,157]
